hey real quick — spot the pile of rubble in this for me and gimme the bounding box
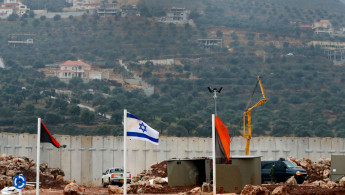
[241,157,345,195]
[288,157,331,182]
[0,154,65,189]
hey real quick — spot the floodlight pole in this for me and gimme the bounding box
[213,90,218,116]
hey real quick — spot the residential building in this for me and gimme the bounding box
[312,20,334,34]
[55,60,109,81]
[0,0,29,19]
[164,7,190,22]
[97,0,118,16]
[138,59,174,66]
[72,0,101,11]
[198,39,223,49]
[120,5,140,17]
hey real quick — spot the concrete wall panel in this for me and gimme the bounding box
[131,139,146,175]
[321,138,332,159]
[60,136,71,182]
[71,136,82,183]
[81,136,92,184]
[297,138,308,159]
[230,137,243,156]
[113,137,123,168]
[18,133,29,157]
[177,137,188,158]
[274,137,286,160]
[126,138,136,176]
[102,136,113,173]
[2,134,9,155]
[286,137,297,159]
[332,138,345,155]
[91,136,103,185]
[309,138,321,160]
[166,137,178,159]
[28,134,37,162]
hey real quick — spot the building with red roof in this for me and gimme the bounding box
[312,20,334,34]
[55,60,109,81]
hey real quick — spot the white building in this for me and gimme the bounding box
[0,0,30,19]
[55,60,109,81]
[312,20,334,34]
[164,7,190,22]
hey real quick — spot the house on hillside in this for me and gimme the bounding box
[161,7,190,23]
[312,20,334,34]
[54,60,109,81]
[120,5,140,17]
[198,39,223,50]
[97,0,118,16]
[166,7,189,22]
[72,0,100,11]
[138,59,174,66]
[0,0,29,19]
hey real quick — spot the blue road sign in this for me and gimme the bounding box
[13,174,26,189]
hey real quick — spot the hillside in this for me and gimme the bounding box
[0,0,345,138]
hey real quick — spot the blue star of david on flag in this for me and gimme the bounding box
[139,122,147,133]
[126,112,159,145]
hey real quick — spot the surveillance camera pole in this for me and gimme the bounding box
[213,90,218,116]
[208,87,222,116]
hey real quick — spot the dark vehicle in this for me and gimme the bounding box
[261,158,308,184]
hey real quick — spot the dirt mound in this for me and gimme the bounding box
[0,154,65,190]
[288,157,331,182]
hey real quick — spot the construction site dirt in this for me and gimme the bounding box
[3,154,345,194]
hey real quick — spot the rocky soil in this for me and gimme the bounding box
[0,154,65,190]
[241,157,345,195]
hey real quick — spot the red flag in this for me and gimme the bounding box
[40,122,61,148]
[215,116,231,164]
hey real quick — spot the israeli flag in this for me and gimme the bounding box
[126,113,159,145]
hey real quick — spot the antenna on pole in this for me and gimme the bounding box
[208,87,222,116]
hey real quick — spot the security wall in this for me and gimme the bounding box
[0,133,345,186]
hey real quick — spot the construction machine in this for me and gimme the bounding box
[243,76,267,155]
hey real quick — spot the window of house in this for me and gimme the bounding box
[64,66,67,70]
[64,73,67,77]
[72,67,74,70]
[68,73,71,76]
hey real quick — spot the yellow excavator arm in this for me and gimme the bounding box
[243,76,267,155]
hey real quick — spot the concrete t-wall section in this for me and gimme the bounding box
[2,133,345,185]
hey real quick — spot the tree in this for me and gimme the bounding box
[178,119,197,135]
[96,105,108,117]
[45,112,63,125]
[216,30,223,38]
[32,19,40,27]
[11,93,23,107]
[270,119,291,136]
[315,124,333,137]
[53,98,68,111]
[69,105,81,116]
[80,110,95,125]
[167,125,188,137]
[40,15,46,21]
[7,13,19,21]
[53,14,61,21]
[25,103,35,115]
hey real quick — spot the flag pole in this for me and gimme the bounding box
[123,109,127,195]
[212,114,216,195]
[36,118,41,195]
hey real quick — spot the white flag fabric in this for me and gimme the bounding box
[126,112,159,145]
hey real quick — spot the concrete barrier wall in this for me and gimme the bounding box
[1,133,345,185]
